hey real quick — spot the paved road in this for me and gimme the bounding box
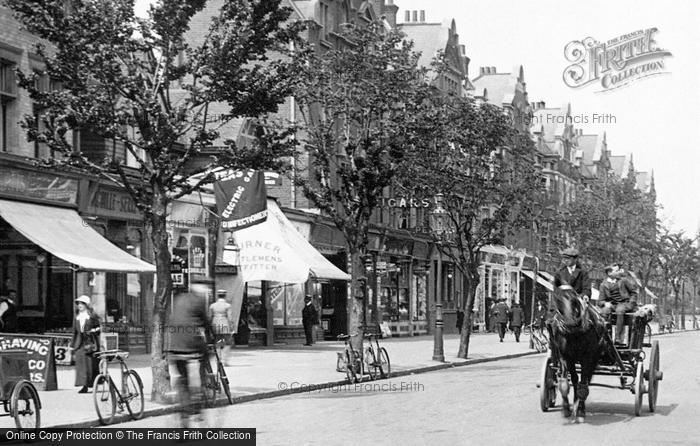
[114,331,700,446]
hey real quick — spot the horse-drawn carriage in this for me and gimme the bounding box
[538,288,663,421]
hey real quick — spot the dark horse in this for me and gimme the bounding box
[549,285,607,422]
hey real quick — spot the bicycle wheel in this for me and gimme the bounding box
[11,380,40,430]
[364,348,379,381]
[124,370,145,420]
[378,347,391,378]
[93,374,116,425]
[201,358,218,407]
[345,351,359,383]
[216,359,233,404]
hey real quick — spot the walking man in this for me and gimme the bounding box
[509,303,524,342]
[494,298,510,342]
[302,294,319,346]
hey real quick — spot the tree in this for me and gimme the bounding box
[292,21,427,349]
[658,231,697,328]
[401,92,539,359]
[7,0,303,401]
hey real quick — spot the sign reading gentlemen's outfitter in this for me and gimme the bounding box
[214,169,268,231]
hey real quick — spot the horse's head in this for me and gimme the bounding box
[552,285,590,333]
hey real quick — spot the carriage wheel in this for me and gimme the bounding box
[648,341,660,412]
[539,356,557,412]
[634,362,644,416]
[11,380,40,430]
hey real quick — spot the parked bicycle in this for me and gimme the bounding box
[338,334,363,383]
[93,350,144,425]
[363,333,391,380]
[201,339,233,406]
[529,323,549,353]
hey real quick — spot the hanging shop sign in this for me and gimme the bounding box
[0,166,78,205]
[0,334,57,390]
[214,169,268,231]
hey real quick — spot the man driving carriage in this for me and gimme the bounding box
[553,248,591,298]
[598,263,639,344]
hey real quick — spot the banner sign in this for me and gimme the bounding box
[0,334,58,390]
[214,169,268,231]
[0,165,78,205]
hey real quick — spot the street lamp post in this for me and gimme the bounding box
[529,256,539,350]
[431,194,447,362]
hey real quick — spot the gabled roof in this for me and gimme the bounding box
[530,104,570,142]
[577,134,601,165]
[400,18,468,79]
[609,155,630,178]
[636,171,650,192]
[472,73,516,107]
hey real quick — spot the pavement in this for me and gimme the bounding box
[2,323,695,429]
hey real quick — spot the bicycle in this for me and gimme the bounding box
[337,334,363,384]
[363,333,391,380]
[530,323,549,353]
[201,339,233,406]
[93,350,144,425]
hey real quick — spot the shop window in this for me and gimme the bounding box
[413,275,427,321]
[245,282,266,328]
[270,282,304,326]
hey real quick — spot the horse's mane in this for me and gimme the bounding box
[551,286,605,335]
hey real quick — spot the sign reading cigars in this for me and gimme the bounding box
[214,169,268,231]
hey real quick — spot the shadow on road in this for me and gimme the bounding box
[572,402,679,426]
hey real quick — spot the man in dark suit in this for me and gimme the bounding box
[553,248,591,298]
[302,295,319,346]
[509,303,524,342]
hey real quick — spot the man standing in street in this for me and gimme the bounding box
[302,294,319,346]
[509,303,524,342]
[494,298,510,342]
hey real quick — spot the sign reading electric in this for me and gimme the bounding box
[214,169,268,231]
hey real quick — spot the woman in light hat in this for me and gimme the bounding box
[71,295,101,393]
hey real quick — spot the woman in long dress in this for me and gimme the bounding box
[71,295,101,393]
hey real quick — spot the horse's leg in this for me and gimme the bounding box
[568,360,580,422]
[576,363,594,423]
[559,359,572,418]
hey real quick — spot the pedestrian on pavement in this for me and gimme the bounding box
[209,289,233,366]
[488,300,497,332]
[509,303,524,342]
[494,298,510,342]
[553,248,591,298]
[302,294,319,346]
[0,289,18,332]
[71,295,101,394]
[167,284,212,425]
[456,309,464,334]
[533,300,547,329]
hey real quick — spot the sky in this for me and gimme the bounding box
[133,0,700,236]
[396,0,700,236]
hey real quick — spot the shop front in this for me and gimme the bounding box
[222,199,350,346]
[0,174,156,344]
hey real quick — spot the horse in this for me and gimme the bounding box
[548,285,607,422]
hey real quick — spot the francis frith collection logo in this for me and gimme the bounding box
[563,28,672,93]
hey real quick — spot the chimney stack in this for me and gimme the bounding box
[384,0,398,27]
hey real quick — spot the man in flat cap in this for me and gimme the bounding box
[553,248,591,298]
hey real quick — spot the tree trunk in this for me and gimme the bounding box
[148,191,172,403]
[348,248,365,351]
[457,263,479,359]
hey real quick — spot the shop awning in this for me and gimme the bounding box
[0,199,156,273]
[229,199,350,283]
[521,270,553,291]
